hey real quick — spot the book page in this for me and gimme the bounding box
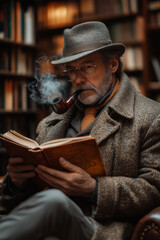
[3,130,39,149]
[40,135,92,148]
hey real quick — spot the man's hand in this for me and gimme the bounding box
[35,157,96,197]
[7,157,36,189]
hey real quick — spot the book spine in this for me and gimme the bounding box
[4,79,13,111]
[0,80,5,109]
[24,5,35,44]
[0,3,4,38]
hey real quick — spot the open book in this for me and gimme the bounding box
[0,130,106,183]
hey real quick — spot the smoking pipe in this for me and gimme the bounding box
[51,89,84,114]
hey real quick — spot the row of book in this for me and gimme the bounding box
[149,1,160,10]
[0,47,34,75]
[37,0,139,28]
[130,76,145,95]
[37,2,79,28]
[0,79,36,111]
[109,17,145,43]
[0,0,35,44]
[150,12,160,26]
[122,46,144,71]
[92,0,139,16]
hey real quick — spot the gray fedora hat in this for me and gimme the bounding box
[51,21,125,65]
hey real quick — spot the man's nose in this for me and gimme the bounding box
[75,70,86,85]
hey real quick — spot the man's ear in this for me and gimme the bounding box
[109,55,119,73]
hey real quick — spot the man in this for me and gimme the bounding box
[0,21,160,240]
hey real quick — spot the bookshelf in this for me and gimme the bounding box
[0,0,40,176]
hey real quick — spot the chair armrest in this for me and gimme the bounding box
[131,207,160,240]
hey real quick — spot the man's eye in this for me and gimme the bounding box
[85,65,93,69]
[66,68,75,73]
[69,68,76,73]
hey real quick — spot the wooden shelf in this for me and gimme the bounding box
[123,69,143,74]
[0,71,34,80]
[0,38,37,49]
[123,41,144,46]
[149,82,160,90]
[148,25,160,31]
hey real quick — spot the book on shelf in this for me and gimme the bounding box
[149,1,160,11]
[0,3,4,38]
[52,35,64,54]
[15,0,21,42]
[121,0,130,14]
[17,48,27,74]
[0,79,28,111]
[150,12,160,26]
[4,79,13,111]
[128,0,138,14]
[24,5,35,44]
[135,16,145,42]
[37,1,78,28]
[122,46,143,71]
[95,0,138,16]
[80,0,95,16]
[109,17,144,43]
[151,57,160,82]
[0,131,106,186]
[0,80,4,109]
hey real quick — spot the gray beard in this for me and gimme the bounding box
[77,68,113,105]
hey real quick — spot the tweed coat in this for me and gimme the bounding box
[2,73,160,239]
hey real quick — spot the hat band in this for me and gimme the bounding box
[63,41,112,56]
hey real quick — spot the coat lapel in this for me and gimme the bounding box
[91,110,120,144]
[90,73,136,145]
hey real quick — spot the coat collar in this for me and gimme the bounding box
[107,72,135,119]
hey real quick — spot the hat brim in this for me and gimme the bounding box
[51,43,125,65]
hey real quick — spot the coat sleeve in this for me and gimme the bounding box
[92,114,160,221]
[1,174,39,212]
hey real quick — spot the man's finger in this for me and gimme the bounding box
[59,157,83,173]
[8,157,24,164]
[9,171,36,180]
[35,165,67,179]
[7,164,35,173]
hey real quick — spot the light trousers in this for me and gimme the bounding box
[0,189,95,240]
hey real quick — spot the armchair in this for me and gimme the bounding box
[131,207,160,240]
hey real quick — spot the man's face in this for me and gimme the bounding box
[65,52,114,105]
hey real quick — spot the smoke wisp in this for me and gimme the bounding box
[27,56,71,105]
